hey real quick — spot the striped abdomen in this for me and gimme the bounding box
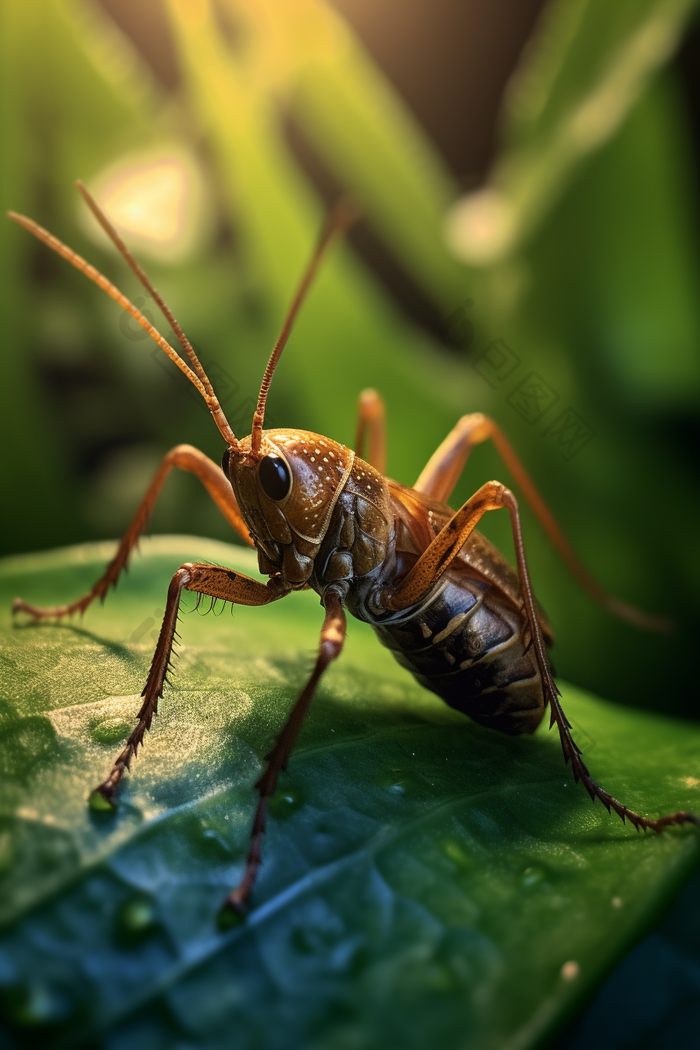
[369,570,547,735]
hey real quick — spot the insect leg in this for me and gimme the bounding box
[354,388,386,474]
[221,588,346,918]
[90,563,286,809]
[386,482,699,834]
[13,445,253,621]
[413,412,492,503]
[387,480,523,613]
[414,413,668,632]
[546,684,699,833]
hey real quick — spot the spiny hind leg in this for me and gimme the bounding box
[386,479,698,835]
[547,690,699,832]
[355,389,386,474]
[12,444,254,621]
[414,412,668,632]
[91,563,286,808]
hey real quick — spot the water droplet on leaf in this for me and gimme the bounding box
[0,983,69,1026]
[377,772,420,797]
[267,784,305,819]
[521,865,548,888]
[116,896,156,941]
[91,717,130,745]
[440,839,473,869]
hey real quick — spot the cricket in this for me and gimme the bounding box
[9,182,698,923]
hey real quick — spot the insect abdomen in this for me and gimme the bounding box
[371,572,546,736]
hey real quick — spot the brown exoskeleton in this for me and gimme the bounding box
[9,184,698,923]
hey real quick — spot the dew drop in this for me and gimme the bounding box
[561,960,580,981]
[1,983,69,1027]
[440,839,473,869]
[268,783,305,819]
[116,896,157,941]
[197,820,233,857]
[377,772,420,797]
[521,865,548,888]
[91,717,130,745]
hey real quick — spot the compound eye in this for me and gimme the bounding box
[221,447,231,476]
[259,454,291,501]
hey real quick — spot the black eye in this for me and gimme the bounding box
[259,454,291,501]
[221,447,231,476]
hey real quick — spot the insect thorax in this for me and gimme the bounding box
[226,430,392,590]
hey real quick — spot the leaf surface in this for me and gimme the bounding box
[0,537,698,1049]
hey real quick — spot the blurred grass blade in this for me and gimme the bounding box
[447,0,700,263]
[228,0,467,307]
[161,0,470,473]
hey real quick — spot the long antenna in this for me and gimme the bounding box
[251,200,358,455]
[8,203,238,448]
[75,180,217,403]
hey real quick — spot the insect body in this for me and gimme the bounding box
[9,185,698,923]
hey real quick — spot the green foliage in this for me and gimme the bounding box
[0,538,698,1049]
[480,0,700,249]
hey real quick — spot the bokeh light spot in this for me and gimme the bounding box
[83,148,208,262]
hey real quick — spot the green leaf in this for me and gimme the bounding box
[555,863,700,1049]
[0,537,698,1049]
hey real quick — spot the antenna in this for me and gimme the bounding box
[75,181,217,404]
[251,200,358,455]
[8,195,238,448]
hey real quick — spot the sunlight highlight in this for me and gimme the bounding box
[82,148,208,262]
